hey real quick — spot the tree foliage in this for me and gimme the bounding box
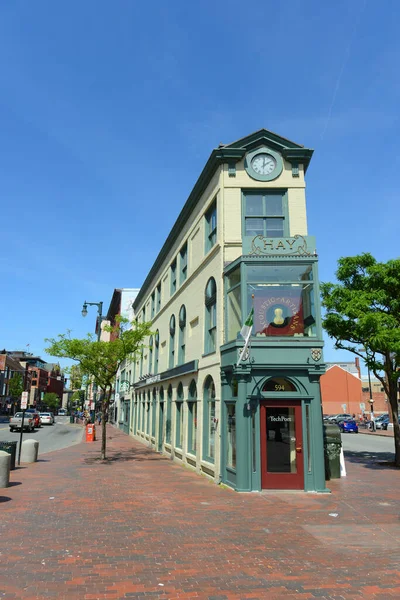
[45,317,152,459]
[8,372,24,399]
[68,364,84,390]
[321,253,400,466]
[43,392,60,411]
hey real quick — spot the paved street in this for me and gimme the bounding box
[1,424,400,600]
[0,416,83,455]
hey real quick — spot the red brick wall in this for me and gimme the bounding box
[320,366,363,417]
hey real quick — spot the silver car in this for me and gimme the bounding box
[40,412,55,425]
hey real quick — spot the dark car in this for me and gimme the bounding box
[338,418,358,433]
[382,416,400,431]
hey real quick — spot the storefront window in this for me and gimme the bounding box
[226,404,236,469]
[152,388,156,438]
[188,402,197,454]
[247,264,316,337]
[203,377,216,462]
[175,402,183,449]
[188,380,197,455]
[225,267,241,342]
[166,385,172,444]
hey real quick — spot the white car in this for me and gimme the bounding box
[58,409,67,416]
[40,412,55,425]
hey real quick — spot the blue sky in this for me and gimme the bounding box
[1,0,398,376]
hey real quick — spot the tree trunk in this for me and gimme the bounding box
[101,388,112,460]
[389,390,400,467]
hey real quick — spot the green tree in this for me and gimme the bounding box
[43,392,60,412]
[69,364,83,390]
[71,390,81,407]
[8,372,24,399]
[321,253,400,467]
[45,317,152,460]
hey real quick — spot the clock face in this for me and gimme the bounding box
[251,153,277,175]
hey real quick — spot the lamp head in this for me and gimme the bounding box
[81,302,88,317]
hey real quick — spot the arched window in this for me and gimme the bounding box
[169,315,176,369]
[205,278,217,354]
[176,382,184,449]
[203,376,216,462]
[188,380,198,455]
[178,305,186,365]
[166,385,172,444]
[148,335,153,374]
[154,330,159,374]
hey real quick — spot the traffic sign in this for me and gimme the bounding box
[21,391,28,409]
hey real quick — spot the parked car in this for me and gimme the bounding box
[375,414,390,430]
[25,409,41,428]
[9,412,35,432]
[329,413,352,424]
[40,412,55,425]
[58,408,67,416]
[338,418,358,433]
[382,416,400,430]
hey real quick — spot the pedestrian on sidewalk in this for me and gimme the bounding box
[96,412,101,425]
[370,411,376,432]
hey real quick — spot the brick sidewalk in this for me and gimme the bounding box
[1,426,400,600]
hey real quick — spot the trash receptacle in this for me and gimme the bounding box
[323,423,342,480]
[70,415,75,424]
[0,441,17,471]
[86,423,96,442]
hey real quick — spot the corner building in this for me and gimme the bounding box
[128,129,327,492]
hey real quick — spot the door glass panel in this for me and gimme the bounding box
[266,407,297,473]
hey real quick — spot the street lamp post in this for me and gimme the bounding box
[81,301,104,422]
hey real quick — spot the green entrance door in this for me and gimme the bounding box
[260,400,304,490]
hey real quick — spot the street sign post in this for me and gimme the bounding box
[21,391,28,410]
[18,392,29,465]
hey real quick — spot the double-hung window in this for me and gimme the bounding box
[156,282,161,313]
[154,331,159,374]
[179,243,188,284]
[178,305,186,365]
[151,292,155,319]
[204,277,217,354]
[148,336,153,373]
[169,315,176,369]
[170,259,177,296]
[244,191,287,238]
[205,200,217,253]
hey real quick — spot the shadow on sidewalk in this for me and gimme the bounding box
[0,496,11,503]
[83,447,167,465]
[345,449,397,469]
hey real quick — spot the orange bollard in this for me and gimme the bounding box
[86,423,96,442]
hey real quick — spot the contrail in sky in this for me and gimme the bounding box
[321,0,367,140]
